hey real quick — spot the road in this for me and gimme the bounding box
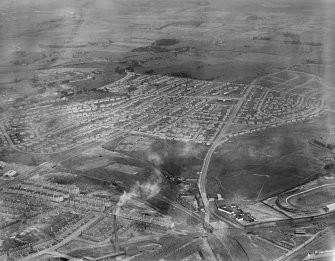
[198,84,254,223]
[197,69,328,223]
[0,69,330,260]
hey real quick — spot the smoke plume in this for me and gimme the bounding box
[146,150,163,166]
[115,168,162,215]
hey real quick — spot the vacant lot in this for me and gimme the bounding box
[207,113,335,202]
[105,163,143,175]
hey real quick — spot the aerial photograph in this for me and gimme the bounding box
[0,0,334,260]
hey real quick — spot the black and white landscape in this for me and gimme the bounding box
[0,1,334,260]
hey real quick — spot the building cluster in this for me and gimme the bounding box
[2,180,79,203]
[2,170,17,179]
[4,71,324,154]
[200,82,247,98]
[103,73,246,99]
[161,116,223,144]
[3,186,65,202]
[6,73,246,153]
[1,239,56,260]
[215,201,256,223]
[139,97,235,144]
[235,85,320,126]
[0,206,22,219]
[55,213,93,240]
[0,211,87,260]
[81,216,117,242]
[4,118,37,145]
[66,194,113,212]
[24,179,80,194]
[10,96,128,153]
[260,90,302,117]
[0,194,51,234]
[235,87,276,125]
[114,211,173,229]
[260,90,318,123]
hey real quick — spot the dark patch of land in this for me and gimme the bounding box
[147,139,208,179]
[132,46,169,53]
[152,38,179,46]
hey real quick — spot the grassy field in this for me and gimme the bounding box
[62,146,153,187]
[1,0,332,97]
[207,113,335,203]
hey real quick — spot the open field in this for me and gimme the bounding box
[263,172,335,217]
[0,0,333,92]
[207,112,335,203]
[105,163,143,175]
[61,146,152,187]
[75,157,111,171]
[242,202,288,222]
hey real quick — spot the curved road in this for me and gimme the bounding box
[198,70,328,223]
[198,84,254,223]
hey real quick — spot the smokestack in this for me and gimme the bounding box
[114,214,119,252]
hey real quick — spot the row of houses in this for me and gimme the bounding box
[24,179,80,194]
[2,187,65,202]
